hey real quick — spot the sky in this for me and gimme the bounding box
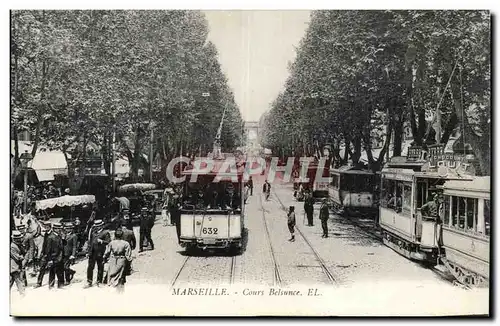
[204,10,311,122]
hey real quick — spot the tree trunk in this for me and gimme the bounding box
[103,132,111,175]
[449,72,490,175]
[392,106,404,156]
[439,113,458,145]
[31,60,49,157]
[131,125,142,178]
[351,136,362,164]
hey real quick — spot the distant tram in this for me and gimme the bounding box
[178,159,246,253]
[295,160,330,200]
[329,166,380,216]
[378,145,477,265]
[439,176,490,287]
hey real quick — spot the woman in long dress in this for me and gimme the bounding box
[104,228,132,292]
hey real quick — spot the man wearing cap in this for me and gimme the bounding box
[10,231,27,295]
[122,209,133,231]
[17,225,35,286]
[319,199,330,238]
[35,222,64,289]
[139,208,154,253]
[85,219,111,288]
[62,223,78,285]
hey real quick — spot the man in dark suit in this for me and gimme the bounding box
[304,192,315,226]
[85,219,111,288]
[17,224,35,286]
[139,208,154,252]
[62,223,78,285]
[35,222,64,289]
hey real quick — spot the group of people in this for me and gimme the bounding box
[13,183,64,216]
[10,204,159,296]
[286,198,330,241]
[10,220,81,296]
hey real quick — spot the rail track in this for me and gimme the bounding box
[258,194,283,287]
[170,253,237,288]
[272,190,338,285]
[280,188,463,288]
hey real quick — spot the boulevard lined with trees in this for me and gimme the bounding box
[11,10,244,180]
[261,10,490,175]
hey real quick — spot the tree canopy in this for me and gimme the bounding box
[11,10,244,179]
[261,10,490,175]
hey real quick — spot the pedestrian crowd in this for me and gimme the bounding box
[10,194,162,296]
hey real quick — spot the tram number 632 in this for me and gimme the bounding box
[202,227,218,235]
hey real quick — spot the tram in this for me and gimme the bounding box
[295,160,330,200]
[439,176,490,287]
[176,104,245,253]
[328,166,380,216]
[178,159,245,253]
[379,144,476,264]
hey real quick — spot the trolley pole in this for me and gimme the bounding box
[111,130,116,193]
[149,124,154,182]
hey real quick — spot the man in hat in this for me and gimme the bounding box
[62,223,78,285]
[35,222,64,289]
[85,219,111,288]
[421,193,441,220]
[139,207,154,253]
[119,220,136,275]
[304,191,315,227]
[10,231,27,296]
[17,224,35,286]
[319,199,330,238]
[122,209,133,231]
[263,180,271,201]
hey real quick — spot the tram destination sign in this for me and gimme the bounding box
[382,168,414,182]
[426,145,475,175]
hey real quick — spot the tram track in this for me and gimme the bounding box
[272,190,338,285]
[280,190,462,287]
[170,252,238,288]
[259,194,283,287]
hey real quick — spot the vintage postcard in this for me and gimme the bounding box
[9,8,490,316]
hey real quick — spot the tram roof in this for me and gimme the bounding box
[330,165,376,175]
[442,176,490,194]
[182,159,245,176]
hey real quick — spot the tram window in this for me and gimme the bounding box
[402,183,412,213]
[451,196,458,227]
[457,197,466,229]
[443,195,450,226]
[466,198,477,232]
[484,200,490,236]
[381,179,396,208]
[332,175,339,189]
[416,181,428,208]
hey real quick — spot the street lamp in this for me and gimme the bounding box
[20,150,33,213]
